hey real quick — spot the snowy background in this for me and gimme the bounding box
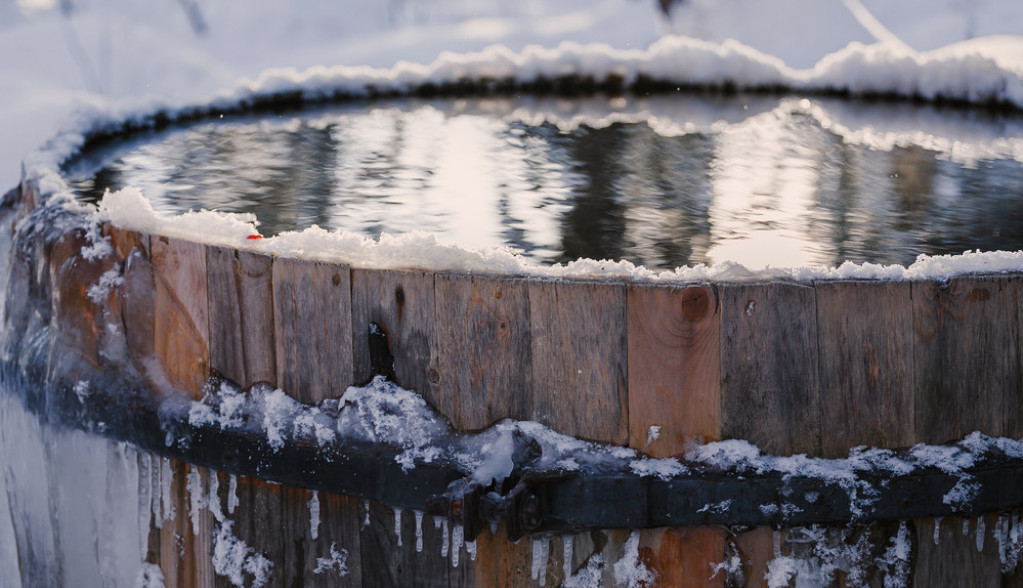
[2,0,1023,195]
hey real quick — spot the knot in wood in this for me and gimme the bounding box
[427,367,441,384]
[680,287,709,321]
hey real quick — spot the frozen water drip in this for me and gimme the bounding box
[531,536,550,586]
[309,490,320,541]
[415,510,424,553]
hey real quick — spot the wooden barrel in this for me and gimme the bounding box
[4,174,1023,587]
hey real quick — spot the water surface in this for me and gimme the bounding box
[66,94,1023,270]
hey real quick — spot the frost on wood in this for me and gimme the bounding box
[313,542,349,576]
[212,521,274,588]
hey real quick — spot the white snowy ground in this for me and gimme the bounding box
[2,0,1023,193]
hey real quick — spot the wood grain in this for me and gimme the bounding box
[640,527,727,588]
[273,257,353,404]
[351,268,435,395]
[206,247,276,387]
[358,500,475,587]
[528,279,628,445]
[816,280,916,458]
[151,236,210,399]
[719,282,821,456]
[158,459,213,588]
[280,488,364,588]
[913,515,1002,588]
[914,277,1021,444]
[433,274,533,430]
[627,283,721,456]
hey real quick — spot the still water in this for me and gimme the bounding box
[66,94,1023,270]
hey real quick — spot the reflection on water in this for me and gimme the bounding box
[66,95,1023,270]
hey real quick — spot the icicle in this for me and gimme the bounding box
[441,519,450,558]
[187,465,205,536]
[996,514,1010,570]
[934,517,942,546]
[467,539,477,562]
[208,470,224,523]
[227,474,239,514]
[977,516,986,552]
[773,529,783,557]
[393,507,404,547]
[531,536,550,586]
[362,499,371,528]
[563,535,574,578]
[161,457,175,522]
[414,511,424,553]
[434,516,443,530]
[137,452,152,560]
[151,453,163,529]
[490,521,498,535]
[963,518,971,536]
[309,491,321,540]
[452,524,464,568]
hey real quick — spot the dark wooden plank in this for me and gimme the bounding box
[273,257,353,404]
[816,280,916,458]
[206,247,276,388]
[151,236,210,400]
[719,282,821,456]
[528,279,628,445]
[433,274,533,430]
[914,515,1002,587]
[219,477,285,588]
[914,277,1021,444]
[627,283,720,456]
[359,500,477,587]
[250,479,285,587]
[281,487,365,588]
[1015,277,1023,441]
[351,268,435,396]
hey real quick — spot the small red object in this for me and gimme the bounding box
[246,234,263,240]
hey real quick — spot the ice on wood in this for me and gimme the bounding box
[309,490,320,541]
[212,521,273,588]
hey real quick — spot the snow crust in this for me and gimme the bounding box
[93,184,1023,282]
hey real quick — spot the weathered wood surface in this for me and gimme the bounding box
[720,282,822,456]
[273,257,353,404]
[626,283,727,586]
[433,274,532,431]
[627,283,720,455]
[914,276,1023,444]
[529,279,628,445]
[351,268,435,395]
[159,459,214,588]
[359,500,476,587]
[816,280,916,458]
[206,247,276,387]
[913,515,1004,588]
[151,236,210,399]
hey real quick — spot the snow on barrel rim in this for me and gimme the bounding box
[18,37,1023,283]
